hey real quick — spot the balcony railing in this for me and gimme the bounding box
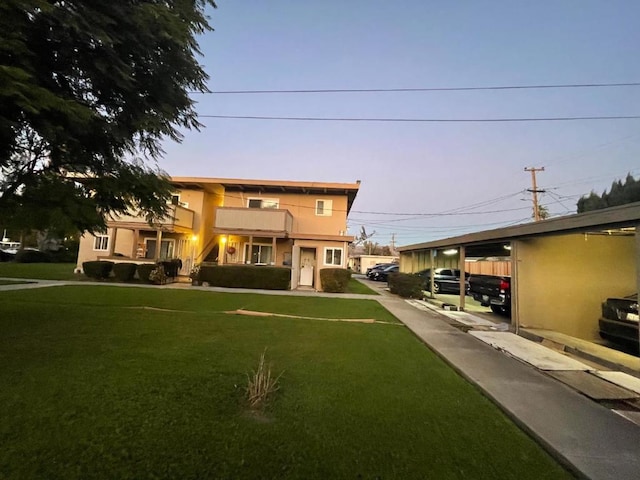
[214,207,293,234]
[107,205,194,231]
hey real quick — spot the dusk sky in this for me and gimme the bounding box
[159,1,640,248]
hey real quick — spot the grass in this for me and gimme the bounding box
[346,276,378,294]
[0,279,32,286]
[0,262,79,280]
[246,349,283,409]
[0,286,573,480]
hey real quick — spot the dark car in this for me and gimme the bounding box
[372,264,399,282]
[367,263,394,279]
[366,263,387,277]
[598,294,638,353]
[416,268,469,294]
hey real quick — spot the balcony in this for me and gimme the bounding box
[107,205,194,232]
[214,207,293,236]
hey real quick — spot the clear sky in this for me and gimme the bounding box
[159,1,640,248]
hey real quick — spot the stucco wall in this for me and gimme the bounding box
[293,239,349,290]
[222,191,348,237]
[76,232,102,269]
[516,233,636,340]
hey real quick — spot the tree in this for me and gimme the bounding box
[534,203,549,220]
[354,226,376,246]
[577,173,640,213]
[362,241,380,255]
[0,0,217,234]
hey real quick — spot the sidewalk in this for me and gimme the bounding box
[377,294,640,480]
[2,277,639,479]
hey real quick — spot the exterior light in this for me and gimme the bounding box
[191,235,198,242]
[221,236,227,244]
[443,249,458,256]
[503,244,512,251]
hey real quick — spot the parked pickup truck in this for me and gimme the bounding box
[468,274,511,316]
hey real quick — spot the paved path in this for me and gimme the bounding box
[1,276,639,479]
[374,294,640,480]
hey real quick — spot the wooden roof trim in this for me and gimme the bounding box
[170,176,361,192]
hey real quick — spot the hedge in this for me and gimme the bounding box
[83,261,114,280]
[199,265,290,290]
[159,259,182,277]
[388,272,424,299]
[15,249,51,263]
[113,263,138,282]
[319,268,351,293]
[136,263,156,283]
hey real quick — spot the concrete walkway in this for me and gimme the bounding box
[376,293,640,480]
[1,276,639,479]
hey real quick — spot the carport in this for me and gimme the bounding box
[398,201,640,363]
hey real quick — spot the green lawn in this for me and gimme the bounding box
[0,286,572,480]
[346,276,378,294]
[0,279,32,286]
[0,262,79,280]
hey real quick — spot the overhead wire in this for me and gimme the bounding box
[191,82,640,95]
[198,114,640,123]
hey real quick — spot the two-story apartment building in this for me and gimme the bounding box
[75,177,360,291]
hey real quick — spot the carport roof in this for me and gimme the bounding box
[398,201,640,252]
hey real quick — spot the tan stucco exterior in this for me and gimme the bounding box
[76,177,359,291]
[515,234,636,340]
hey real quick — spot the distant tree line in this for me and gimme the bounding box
[577,173,640,213]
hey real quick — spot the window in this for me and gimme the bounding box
[248,198,279,209]
[324,247,343,266]
[169,194,188,208]
[244,243,273,264]
[145,239,175,260]
[315,199,333,216]
[93,235,109,251]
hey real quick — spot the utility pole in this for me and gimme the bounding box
[390,233,396,253]
[525,167,545,221]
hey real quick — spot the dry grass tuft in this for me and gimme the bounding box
[246,349,283,409]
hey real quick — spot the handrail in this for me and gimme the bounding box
[195,235,218,264]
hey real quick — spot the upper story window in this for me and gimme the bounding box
[315,199,333,216]
[248,198,279,209]
[93,235,109,251]
[169,194,189,208]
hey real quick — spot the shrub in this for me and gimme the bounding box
[388,272,424,299]
[199,265,290,290]
[159,258,182,277]
[319,268,351,293]
[148,265,168,285]
[82,261,114,279]
[0,250,14,262]
[136,263,156,283]
[189,264,201,282]
[113,263,138,282]
[46,247,78,263]
[15,249,51,263]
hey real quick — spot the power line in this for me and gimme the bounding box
[199,114,640,123]
[192,82,640,95]
[351,205,533,216]
[218,190,533,217]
